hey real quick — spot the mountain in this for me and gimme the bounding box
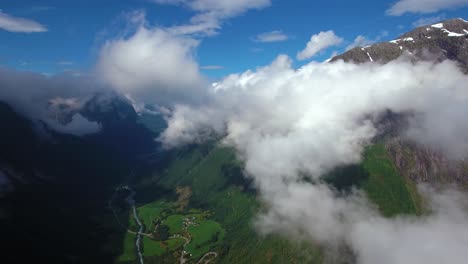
[331,18,468,187]
[0,93,158,263]
[331,18,468,72]
[1,18,468,264]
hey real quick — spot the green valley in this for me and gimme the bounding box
[111,141,423,264]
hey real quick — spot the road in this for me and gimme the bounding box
[170,234,191,264]
[196,252,218,264]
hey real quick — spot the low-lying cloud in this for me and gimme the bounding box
[0,68,102,136]
[160,55,468,263]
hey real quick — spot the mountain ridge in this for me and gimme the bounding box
[331,18,468,71]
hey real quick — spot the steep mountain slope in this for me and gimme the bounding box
[0,95,158,263]
[331,18,468,187]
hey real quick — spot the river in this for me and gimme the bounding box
[126,187,144,264]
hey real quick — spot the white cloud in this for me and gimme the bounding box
[96,4,271,104]
[259,184,468,264]
[0,10,47,33]
[412,15,447,27]
[46,113,101,136]
[155,0,270,16]
[0,68,104,136]
[96,13,206,105]
[253,30,289,42]
[297,31,343,60]
[154,0,271,36]
[387,0,468,16]
[160,56,468,263]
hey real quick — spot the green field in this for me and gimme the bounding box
[118,233,136,262]
[186,220,225,259]
[137,200,172,231]
[168,238,185,250]
[142,237,166,256]
[165,214,184,234]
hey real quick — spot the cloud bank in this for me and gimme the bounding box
[160,55,468,263]
[297,31,343,60]
[0,68,102,136]
[387,0,468,16]
[0,10,47,33]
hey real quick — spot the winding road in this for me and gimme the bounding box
[196,252,218,264]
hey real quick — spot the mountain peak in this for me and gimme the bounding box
[331,17,468,71]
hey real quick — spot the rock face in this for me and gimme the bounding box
[331,18,468,186]
[331,18,468,72]
[385,139,468,187]
[80,92,137,125]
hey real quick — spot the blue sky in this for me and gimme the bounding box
[1,0,467,78]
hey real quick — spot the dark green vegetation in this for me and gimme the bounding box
[0,99,156,263]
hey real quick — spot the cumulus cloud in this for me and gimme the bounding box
[0,10,47,33]
[160,55,468,262]
[297,31,343,60]
[253,30,289,42]
[96,13,206,105]
[0,68,103,136]
[96,3,272,104]
[154,0,271,36]
[386,0,468,16]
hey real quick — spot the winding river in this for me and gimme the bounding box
[126,187,144,264]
